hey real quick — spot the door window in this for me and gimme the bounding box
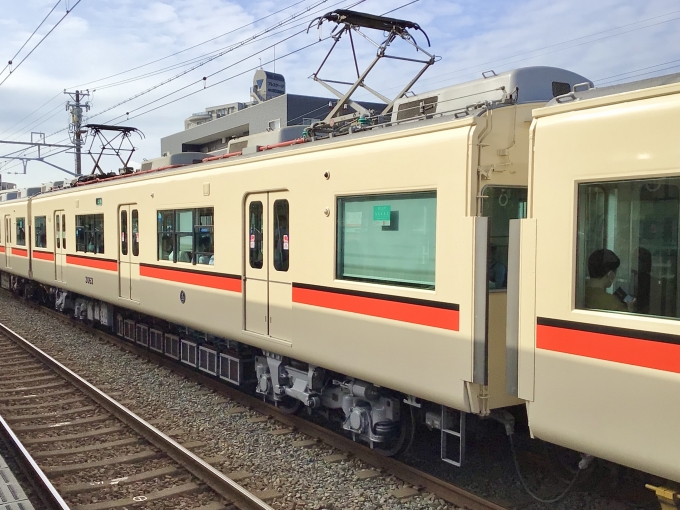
[249,202,264,269]
[121,210,128,256]
[132,209,139,256]
[56,215,60,249]
[273,200,289,272]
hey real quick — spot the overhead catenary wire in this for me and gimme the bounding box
[67,0,313,90]
[90,0,335,92]
[0,0,321,144]
[0,0,84,87]
[352,9,680,100]
[5,0,357,145]
[0,0,62,79]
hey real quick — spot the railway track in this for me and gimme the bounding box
[23,302,508,510]
[0,321,274,510]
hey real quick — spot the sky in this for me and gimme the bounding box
[0,0,678,187]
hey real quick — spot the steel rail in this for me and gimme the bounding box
[0,413,69,509]
[0,321,274,510]
[33,306,508,510]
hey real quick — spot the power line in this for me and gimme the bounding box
[354,9,680,99]
[67,0,312,90]
[0,92,63,139]
[86,0,363,125]
[102,29,326,125]
[2,0,349,146]
[0,0,85,87]
[0,0,62,78]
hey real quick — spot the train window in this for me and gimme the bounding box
[273,200,289,272]
[249,202,263,269]
[75,214,105,254]
[194,208,214,265]
[158,210,174,261]
[577,177,680,319]
[482,187,528,290]
[158,208,214,264]
[132,209,139,257]
[121,210,128,256]
[34,216,47,248]
[336,191,436,289]
[62,213,66,249]
[176,210,193,263]
[56,215,60,249]
[16,218,26,246]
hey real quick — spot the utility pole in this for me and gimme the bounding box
[64,90,91,175]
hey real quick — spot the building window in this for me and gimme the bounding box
[268,119,281,130]
[34,216,47,248]
[337,192,437,289]
[16,218,26,246]
[76,214,105,254]
[577,177,680,318]
[158,208,214,265]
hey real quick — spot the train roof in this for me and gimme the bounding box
[544,71,680,107]
[391,66,591,122]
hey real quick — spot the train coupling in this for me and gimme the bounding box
[646,484,680,510]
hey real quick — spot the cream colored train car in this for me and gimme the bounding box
[511,73,680,483]
[0,199,30,283]
[4,67,592,460]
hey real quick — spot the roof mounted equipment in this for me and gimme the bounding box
[306,9,436,137]
[82,124,144,181]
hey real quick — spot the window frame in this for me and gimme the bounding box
[157,207,214,265]
[75,213,105,254]
[34,216,47,248]
[575,176,680,319]
[15,217,26,246]
[336,190,437,290]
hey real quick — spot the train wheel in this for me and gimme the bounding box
[275,396,301,414]
[373,405,415,457]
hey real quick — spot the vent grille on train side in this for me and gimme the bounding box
[396,96,437,121]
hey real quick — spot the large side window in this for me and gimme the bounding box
[482,187,528,290]
[158,208,214,265]
[75,214,105,254]
[337,192,436,289]
[577,177,679,318]
[16,218,26,246]
[34,216,47,248]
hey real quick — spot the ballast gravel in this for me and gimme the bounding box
[0,294,458,510]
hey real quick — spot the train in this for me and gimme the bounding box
[1,62,678,498]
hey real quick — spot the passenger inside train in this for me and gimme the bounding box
[577,176,679,318]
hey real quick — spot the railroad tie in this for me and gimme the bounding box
[72,482,201,510]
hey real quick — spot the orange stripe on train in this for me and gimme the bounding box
[11,247,28,257]
[33,251,55,261]
[292,286,459,331]
[66,254,118,271]
[537,324,680,374]
[139,265,241,293]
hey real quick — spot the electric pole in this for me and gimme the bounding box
[65,90,91,175]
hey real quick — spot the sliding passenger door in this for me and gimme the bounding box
[54,210,66,281]
[3,215,10,268]
[243,192,292,342]
[118,204,140,301]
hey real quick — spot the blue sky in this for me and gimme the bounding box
[0,0,678,187]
